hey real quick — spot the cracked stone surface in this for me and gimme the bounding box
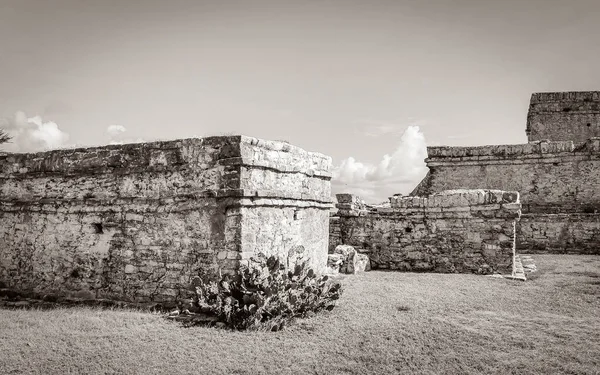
[0,136,332,303]
[409,93,600,255]
[330,190,521,274]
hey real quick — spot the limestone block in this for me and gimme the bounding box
[0,135,333,303]
[334,245,356,274]
[332,245,371,274]
[347,253,371,274]
[326,254,344,274]
[334,245,355,258]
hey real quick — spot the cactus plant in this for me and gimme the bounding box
[190,255,343,331]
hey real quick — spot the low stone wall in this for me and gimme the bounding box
[330,190,522,274]
[0,136,332,303]
[518,213,600,254]
[414,138,600,214]
[411,138,600,254]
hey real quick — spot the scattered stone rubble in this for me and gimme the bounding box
[326,245,371,275]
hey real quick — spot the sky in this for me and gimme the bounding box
[1,0,599,202]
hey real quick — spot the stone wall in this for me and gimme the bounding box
[518,214,600,254]
[527,91,600,142]
[0,136,332,302]
[413,138,600,213]
[330,190,521,274]
[411,138,600,254]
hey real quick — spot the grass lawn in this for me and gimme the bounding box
[1,254,599,375]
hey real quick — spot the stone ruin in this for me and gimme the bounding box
[526,91,600,142]
[329,91,600,276]
[329,190,521,274]
[330,91,599,276]
[411,91,600,254]
[0,136,332,302]
[1,91,598,303]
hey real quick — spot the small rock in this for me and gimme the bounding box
[356,253,371,272]
[334,245,356,273]
[326,254,344,274]
[334,245,355,258]
[346,252,371,274]
[333,245,371,274]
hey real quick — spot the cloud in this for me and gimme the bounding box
[106,124,127,144]
[332,125,428,203]
[107,124,126,137]
[0,111,69,152]
[105,124,147,145]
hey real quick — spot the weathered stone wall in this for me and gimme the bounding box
[412,139,600,213]
[0,136,332,302]
[240,206,330,270]
[330,190,521,274]
[410,138,600,254]
[527,92,600,142]
[518,214,600,254]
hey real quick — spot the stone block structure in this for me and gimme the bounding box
[330,190,521,274]
[0,136,332,302]
[411,92,600,254]
[527,91,600,142]
[411,139,600,253]
[2,90,597,303]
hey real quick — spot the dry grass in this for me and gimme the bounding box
[1,254,599,375]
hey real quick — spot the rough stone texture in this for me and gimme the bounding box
[527,91,600,142]
[0,136,332,303]
[348,253,371,274]
[238,206,330,272]
[329,216,342,253]
[518,214,600,254]
[330,190,521,274]
[331,244,371,274]
[326,253,344,275]
[413,138,600,213]
[411,138,600,254]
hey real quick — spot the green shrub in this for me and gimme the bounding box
[191,255,343,331]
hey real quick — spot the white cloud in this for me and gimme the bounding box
[107,124,126,137]
[332,125,428,203]
[106,124,128,145]
[0,111,69,152]
[105,125,147,145]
